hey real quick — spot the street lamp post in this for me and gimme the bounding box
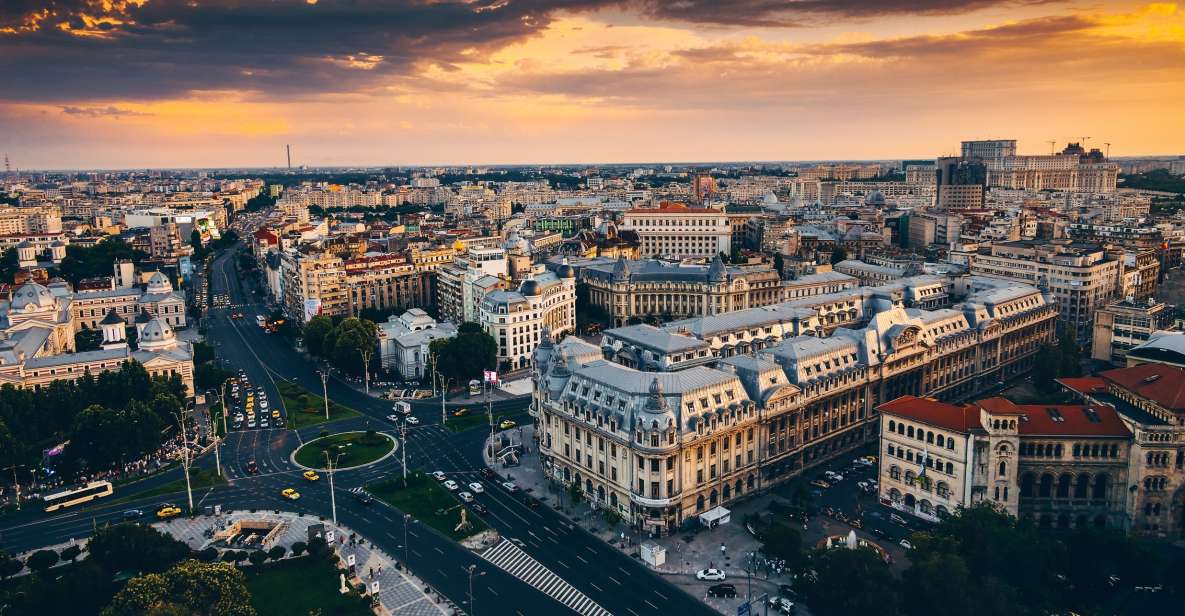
[359,348,372,395]
[467,564,485,615]
[403,513,410,568]
[2,464,25,510]
[400,420,409,488]
[318,370,330,420]
[176,408,195,512]
[324,450,344,525]
[439,376,452,426]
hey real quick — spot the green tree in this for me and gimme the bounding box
[248,550,267,566]
[290,542,307,557]
[773,252,785,278]
[429,322,497,385]
[87,523,193,576]
[61,544,83,563]
[267,545,286,561]
[801,547,898,616]
[26,549,59,574]
[75,326,105,352]
[195,362,233,391]
[829,246,848,265]
[302,315,334,357]
[326,317,379,375]
[102,560,256,616]
[0,247,19,283]
[761,521,802,565]
[58,238,147,286]
[0,549,24,579]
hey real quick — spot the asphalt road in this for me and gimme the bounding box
[0,242,716,616]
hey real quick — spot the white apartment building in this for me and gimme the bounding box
[621,203,731,259]
[479,266,576,370]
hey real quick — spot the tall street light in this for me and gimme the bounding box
[359,348,372,395]
[324,450,344,525]
[176,406,195,512]
[467,564,486,615]
[403,513,411,569]
[318,369,330,420]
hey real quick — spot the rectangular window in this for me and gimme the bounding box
[697,469,704,484]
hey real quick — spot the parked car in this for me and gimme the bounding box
[459,491,474,503]
[899,539,914,550]
[810,479,830,489]
[501,481,520,493]
[768,596,796,615]
[432,471,446,481]
[468,482,484,493]
[443,480,459,491]
[707,583,737,598]
[696,569,726,581]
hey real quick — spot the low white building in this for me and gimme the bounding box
[377,309,458,379]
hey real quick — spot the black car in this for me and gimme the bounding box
[471,503,488,515]
[871,527,888,539]
[707,584,737,598]
[524,497,540,510]
[122,509,144,521]
[350,487,373,505]
[479,468,496,480]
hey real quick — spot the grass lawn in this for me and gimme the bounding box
[368,474,488,540]
[108,467,227,506]
[246,555,371,616]
[294,431,395,469]
[277,380,360,429]
[443,404,530,433]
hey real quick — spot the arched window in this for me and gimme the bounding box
[1074,475,1089,499]
[888,420,896,432]
[1021,473,1036,497]
[926,431,934,444]
[696,495,705,511]
[998,461,1007,477]
[735,479,743,496]
[1092,474,1108,500]
[723,483,731,500]
[907,426,914,438]
[747,474,755,489]
[1056,474,1071,498]
[709,489,718,506]
[937,435,945,447]
[1039,473,1053,497]
[945,462,953,474]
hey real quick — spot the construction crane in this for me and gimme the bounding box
[1079,136,1091,149]
[1047,140,1056,155]
[1104,142,1112,158]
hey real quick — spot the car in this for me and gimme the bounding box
[272,410,281,419]
[155,505,182,519]
[232,420,243,430]
[259,399,268,410]
[350,487,373,505]
[810,479,831,489]
[890,513,908,526]
[122,509,144,521]
[899,539,914,550]
[233,413,244,422]
[459,491,474,503]
[303,470,320,481]
[432,471,446,481]
[259,417,269,428]
[451,408,469,417]
[857,480,870,491]
[696,568,726,581]
[386,414,400,422]
[247,419,257,429]
[471,503,488,514]
[468,482,484,493]
[850,518,863,529]
[768,596,796,615]
[501,481,519,493]
[707,583,737,598]
[246,459,258,474]
[824,471,844,482]
[872,527,888,539]
[281,488,301,500]
[524,497,540,510]
[498,419,517,430]
[443,480,459,491]
[406,416,420,425]
[479,468,496,479]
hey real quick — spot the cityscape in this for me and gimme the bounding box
[3,2,1185,616]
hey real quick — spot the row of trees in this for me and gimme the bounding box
[428,322,497,385]
[0,361,187,473]
[302,316,380,376]
[758,503,1178,616]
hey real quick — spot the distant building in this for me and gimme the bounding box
[1090,299,1174,365]
[479,267,576,370]
[377,309,457,379]
[621,203,731,259]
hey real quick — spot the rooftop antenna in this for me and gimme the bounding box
[1047,141,1056,155]
[1104,142,1112,158]
[286,144,292,170]
[1079,136,1090,148]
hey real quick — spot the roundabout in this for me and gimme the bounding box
[292,430,397,470]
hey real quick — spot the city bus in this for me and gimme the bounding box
[43,480,114,512]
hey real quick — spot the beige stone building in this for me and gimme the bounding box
[621,203,731,259]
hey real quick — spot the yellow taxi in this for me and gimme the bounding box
[271,409,281,419]
[155,504,183,519]
[302,470,320,482]
[281,488,301,500]
[499,419,517,430]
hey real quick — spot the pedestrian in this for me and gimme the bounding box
[368,567,373,579]
[378,565,382,576]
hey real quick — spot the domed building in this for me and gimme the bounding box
[69,262,187,330]
[478,268,576,370]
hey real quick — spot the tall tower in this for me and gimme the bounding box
[286,144,291,169]
[3,154,10,176]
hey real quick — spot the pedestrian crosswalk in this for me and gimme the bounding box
[479,539,612,616]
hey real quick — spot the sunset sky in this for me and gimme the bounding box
[1,1,1183,169]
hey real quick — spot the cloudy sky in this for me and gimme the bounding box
[1,0,1183,169]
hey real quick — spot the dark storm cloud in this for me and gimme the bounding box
[0,0,1065,103]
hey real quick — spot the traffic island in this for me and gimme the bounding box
[292,431,396,470]
[277,380,361,429]
[367,474,489,541]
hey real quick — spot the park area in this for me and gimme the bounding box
[294,431,395,470]
[368,474,487,540]
[246,555,372,616]
[277,380,360,429]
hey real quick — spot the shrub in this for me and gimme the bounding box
[60,545,82,563]
[26,549,59,574]
[248,550,267,566]
[290,542,307,557]
[267,545,286,561]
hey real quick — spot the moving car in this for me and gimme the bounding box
[155,504,182,519]
[259,417,269,428]
[467,482,484,494]
[406,416,420,425]
[432,471,446,481]
[501,481,519,493]
[459,491,474,503]
[350,487,373,505]
[810,479,830,489]
[471,503,488,515]
[122,509,144,521]
[498,419,517,430]
[246,459,258,474]
[451,408,469,417]
[479,468,496,479]
[386,414,400,423]
[707,584,737,598]
[443,480,459,491]
[696,569,726,581]
[303,470,320,481]
[899,539,914,550]
[281,488,301,500]
[768,596,796,615]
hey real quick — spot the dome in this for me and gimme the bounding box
[557,258,575,279]
[146,271,172,292]
[708,253,728,283]
[10,281,57,312]
[520,280,542,296]
[137,317,176,350]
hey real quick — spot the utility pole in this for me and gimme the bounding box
[177,408,195,512]
[439,376,451,426]
[360,348,372,395]
[1104,142,1112,158]
[2,464,24,510]
[467,564,479,616]
[401,420,409,487]
[1047,140,1056,155]
[403,513,411,568]
[319,370,330,420]
[324,450,344,525]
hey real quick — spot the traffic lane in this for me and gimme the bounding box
[402,424,713,616]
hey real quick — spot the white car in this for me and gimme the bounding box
[432,471,446,481]
[443,480,459,491]
[259,399,268,409]
[467,482,484,493]
[501,481,519,493]
[386,414,400,422]
[458,491,474,503]
[825,471,844,482]
[696,569,726,581]
[899,539,914,550]
[406,416,420,425]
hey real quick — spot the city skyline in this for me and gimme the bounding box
[1,0,1183,169]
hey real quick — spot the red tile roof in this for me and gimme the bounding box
[625,202,719,215]
[1014,404,1131,438]
[974,397,1027,416]
[1099,363,1185,412]
[876,396,981,433]
[1056,376,1108,396]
